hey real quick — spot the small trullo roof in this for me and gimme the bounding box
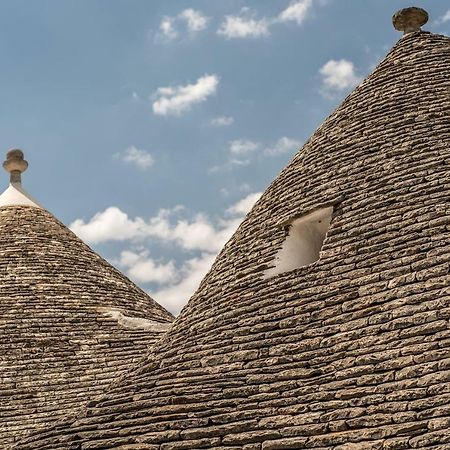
[13,8,450,450]
[0,150,174,447]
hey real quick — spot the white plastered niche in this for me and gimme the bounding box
[264,206,333,278]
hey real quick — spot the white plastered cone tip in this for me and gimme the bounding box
[0,149,42,208]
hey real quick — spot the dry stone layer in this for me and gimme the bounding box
[14,31,450,449]
[0,206,173,447]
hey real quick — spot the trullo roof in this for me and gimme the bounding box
[13,9,450,450]
[0,150,174,447]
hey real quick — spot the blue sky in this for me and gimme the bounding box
[0,1,448,314]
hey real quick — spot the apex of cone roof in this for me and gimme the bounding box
[0,148,41,208]
[393,7,428,34]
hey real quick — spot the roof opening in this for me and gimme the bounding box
[264,206,333,278]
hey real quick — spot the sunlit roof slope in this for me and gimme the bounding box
[15,8,450,450]
[0,150,174,447]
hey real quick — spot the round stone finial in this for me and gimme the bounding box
[3,149,28,183]
[393,7,428,34]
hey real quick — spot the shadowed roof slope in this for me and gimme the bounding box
[0,154,173,446]
[14,23,450,450]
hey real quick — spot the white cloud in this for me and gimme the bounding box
[209,136,301,173]
[319,59,362,94]
[70,199,250,253]
[437,10,450,24]
[159,16,178,40]
[70,193,263,314]
[226,192,262,215]
[119,250,176,284]
[154,253,217,313]
[229,139,260,155]
[152,74,219,116]
[264,137,301,156]
[157,9,209,41]
[153,192,262,313]
[208,158,250,174]
[230,158,250,167]
[218,9,270,39]
[147,211,241,253]
[210,116,234,127]
[118,146,154,170]
[207,138,258,172]
[277,0,312,24]
[179,9,209,32]
[217,1,314,39]
[70,207,148,244]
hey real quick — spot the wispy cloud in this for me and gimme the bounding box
[218,8,270,39]
[210,116,234,127]
[277,0,312,25]
[319,59,362,96]
[159,16,178,40]
[209,136,300,173]
[116,146,154,170]
[226,192,262,215]
[435,9,450,25]
[217,1,313,39]
[263,137,301,156]
[152,74,219,116]
[157,8,209,41]
[158,1,318,43]
[229,139,260,155]
[208,139,259,172]
[71,192,262,314]
[208,158,250,174]
[179,9,209,32]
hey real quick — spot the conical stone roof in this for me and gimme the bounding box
[13,17,450,450]
[0,153,174,446]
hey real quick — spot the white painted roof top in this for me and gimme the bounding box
[0,149,41,208]
[0,182,41,208]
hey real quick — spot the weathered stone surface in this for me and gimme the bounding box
[0,206,173,447]
[11,24,450,450]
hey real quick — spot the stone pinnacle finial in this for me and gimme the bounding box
[3,149,28,184]
[393,7,428,34]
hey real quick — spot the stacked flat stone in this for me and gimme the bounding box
[13,25,450,450]
[0,206,173,447]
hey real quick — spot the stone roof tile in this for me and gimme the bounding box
[0,206,173,446]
